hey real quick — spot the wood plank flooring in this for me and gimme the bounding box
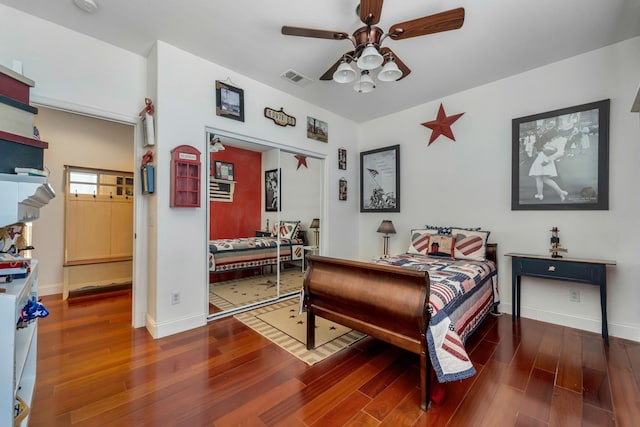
[29,291,640,426]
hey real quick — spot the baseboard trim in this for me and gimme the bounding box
[501,303,639,342]
[145,312,206,339]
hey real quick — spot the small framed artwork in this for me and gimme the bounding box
[512,99,610,210]
[216,80,244,122]
[339,178,347,201]
[265,168,280,212]
[213,161,234,181]
[338,148,347,170]
[307,116,328,142]
[360,144,400,212]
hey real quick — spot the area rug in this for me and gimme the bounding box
[234,299,366,365]
[209,269,305,311]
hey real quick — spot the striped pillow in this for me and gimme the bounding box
[452,228,490,261]
[408,229,434,255]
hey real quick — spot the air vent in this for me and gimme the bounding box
[280,69,313,87]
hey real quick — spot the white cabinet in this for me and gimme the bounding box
[0,260,38,427]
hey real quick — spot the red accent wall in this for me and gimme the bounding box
[210,146,262,239]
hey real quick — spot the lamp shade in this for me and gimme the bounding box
[377,60,403,82]
[357,44,384,70]
[310,218,320,229]
[333,61,357,83]
[353,72,375,93]
[377,220,396,234]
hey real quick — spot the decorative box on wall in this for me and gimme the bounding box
[0,64,49,174]
[170,145,201,208]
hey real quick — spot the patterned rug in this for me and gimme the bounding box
[209,269,305,311]
[234,299,366,365]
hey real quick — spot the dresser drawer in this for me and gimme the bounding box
[515,258,603,284]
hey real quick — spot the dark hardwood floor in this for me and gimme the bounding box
[30,291,639,426]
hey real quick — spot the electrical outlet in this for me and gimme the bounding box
[569,289,580,302]
[171,291,180,305]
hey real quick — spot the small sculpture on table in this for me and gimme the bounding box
[549,226,567,258]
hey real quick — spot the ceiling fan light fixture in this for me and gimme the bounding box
[357,44,384,70]
[353,71,376,93]
[378,60,403,82]
[333,61,357,83]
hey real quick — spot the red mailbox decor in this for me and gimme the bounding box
[170,145,201,207]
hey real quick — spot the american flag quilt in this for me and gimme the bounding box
[374,254,499,382]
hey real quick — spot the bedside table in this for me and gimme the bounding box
[505,252,616,345]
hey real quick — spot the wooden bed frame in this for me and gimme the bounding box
[303,243,497,410]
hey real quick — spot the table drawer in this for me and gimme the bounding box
[515,258,603,283]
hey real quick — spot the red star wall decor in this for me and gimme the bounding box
[294,155,308,169]
[421,103,465,146]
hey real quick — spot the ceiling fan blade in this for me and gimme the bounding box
[359,0,384,25]
[319,51,355,80]
[282,26,350,40]
[380,47,411,81]
[388,7,464,40]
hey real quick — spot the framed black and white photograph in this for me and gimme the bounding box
[339,178,347,201]
[338,148,347,170]
[307,116,328,142]
[265,168,280,212]
[213,161,234,181]
[512,99,609,210]
[360,144,400,212]
[216,80,244,122]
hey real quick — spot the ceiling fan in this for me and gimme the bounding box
[281,0,465,93]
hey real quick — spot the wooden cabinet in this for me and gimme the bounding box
[64,194,133,263]
[170,145,201,207]
[0,260,38,426]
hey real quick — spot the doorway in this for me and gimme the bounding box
[32,107,136,306]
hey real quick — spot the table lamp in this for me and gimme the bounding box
[377,220,396,258]
[310,218,320,248]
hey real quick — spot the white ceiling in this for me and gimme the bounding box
[2,0,639,123]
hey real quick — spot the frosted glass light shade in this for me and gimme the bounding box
[378,60,403,82]
[353,72,375,93]
[357,45,384,70]
[333,61,357,83]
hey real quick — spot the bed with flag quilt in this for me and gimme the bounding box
[373,232,498,383]
[208,236,304,273]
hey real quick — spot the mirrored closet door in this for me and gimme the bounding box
[206,131,323,320]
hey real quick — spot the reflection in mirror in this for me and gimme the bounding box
[206,132,323,320]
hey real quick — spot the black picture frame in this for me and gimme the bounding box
[265,168,280,212]
[213,161,234,181]
[216,80,244,122]
[360,144,400,212]
[339,178,347,201]
[512,99,609,210]
[338,148,347,170]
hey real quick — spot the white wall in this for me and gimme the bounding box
[148,41,360,337]
[358,37,640,341]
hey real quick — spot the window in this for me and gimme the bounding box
[67,167,134,198]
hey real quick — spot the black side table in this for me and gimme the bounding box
[505,253,616,345]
